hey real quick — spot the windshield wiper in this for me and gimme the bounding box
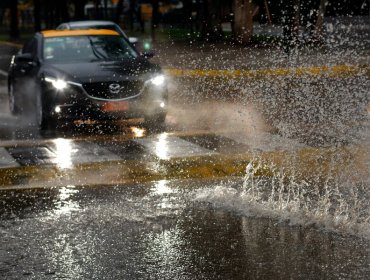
[88,37,108,60]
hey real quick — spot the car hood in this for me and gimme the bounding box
[43,58,161,83]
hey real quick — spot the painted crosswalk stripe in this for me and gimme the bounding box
[0,147,20,168]
[178,134,251,154]
[222,132,306,152]
[48,139,122,167]
[7,146,56,166]
[134,134,217,159]
[2,135,221,169]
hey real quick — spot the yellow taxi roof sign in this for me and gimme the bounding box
[41,29,119,37]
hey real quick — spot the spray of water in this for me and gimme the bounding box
[175,18,369,238]
[194,149,370,238]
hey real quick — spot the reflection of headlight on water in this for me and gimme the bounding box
[52,138,74,169]
[150,75,165,86]
[44,77,68,90]
[155,133,168,159]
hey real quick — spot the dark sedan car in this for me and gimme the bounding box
[8,29,168,129]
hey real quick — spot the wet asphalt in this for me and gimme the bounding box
[1,179,370,280]
[0,20,370,278]
[0,65,369,279]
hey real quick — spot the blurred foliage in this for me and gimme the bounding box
[0,0,368,43]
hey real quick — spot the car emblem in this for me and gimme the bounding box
[109,83,121,94]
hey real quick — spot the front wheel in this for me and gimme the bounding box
[35,93,56,130]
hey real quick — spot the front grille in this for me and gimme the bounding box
[82,81,144,99]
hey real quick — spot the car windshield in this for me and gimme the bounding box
[43,35,138,62]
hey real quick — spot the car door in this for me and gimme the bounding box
[12,37,40,105]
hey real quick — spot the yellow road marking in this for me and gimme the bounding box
[164,64,370,78]
[0,155,257,189]
[0,39,368,77]
[0,143,368,190]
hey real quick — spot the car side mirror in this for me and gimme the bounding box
[16,53,37,66]
[17,53,34,62]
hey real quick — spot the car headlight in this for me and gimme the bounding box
[44,77,68,90]
[150,75,165,86]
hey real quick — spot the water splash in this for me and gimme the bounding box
[194,152,370,238]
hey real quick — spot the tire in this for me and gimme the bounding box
[8,80,20,115]
[35,92,56,130]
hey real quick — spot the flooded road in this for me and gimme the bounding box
[0,37,369,279]
[1,179,370,279]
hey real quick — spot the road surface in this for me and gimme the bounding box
[0,31,369,279]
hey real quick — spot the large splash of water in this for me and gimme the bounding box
[194,148,370,238]
[174,18,369,238]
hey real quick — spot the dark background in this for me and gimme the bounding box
[0,0,369,44]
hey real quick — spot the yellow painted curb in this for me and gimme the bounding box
[0,155,262,189]
[0,142,368,190]
[164,64,370,78]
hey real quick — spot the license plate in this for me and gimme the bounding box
[102,101,129,112]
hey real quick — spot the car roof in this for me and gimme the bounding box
[41,29,120,37]
[65,21,117,27]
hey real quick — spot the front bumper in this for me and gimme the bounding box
[43,80,168,121]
